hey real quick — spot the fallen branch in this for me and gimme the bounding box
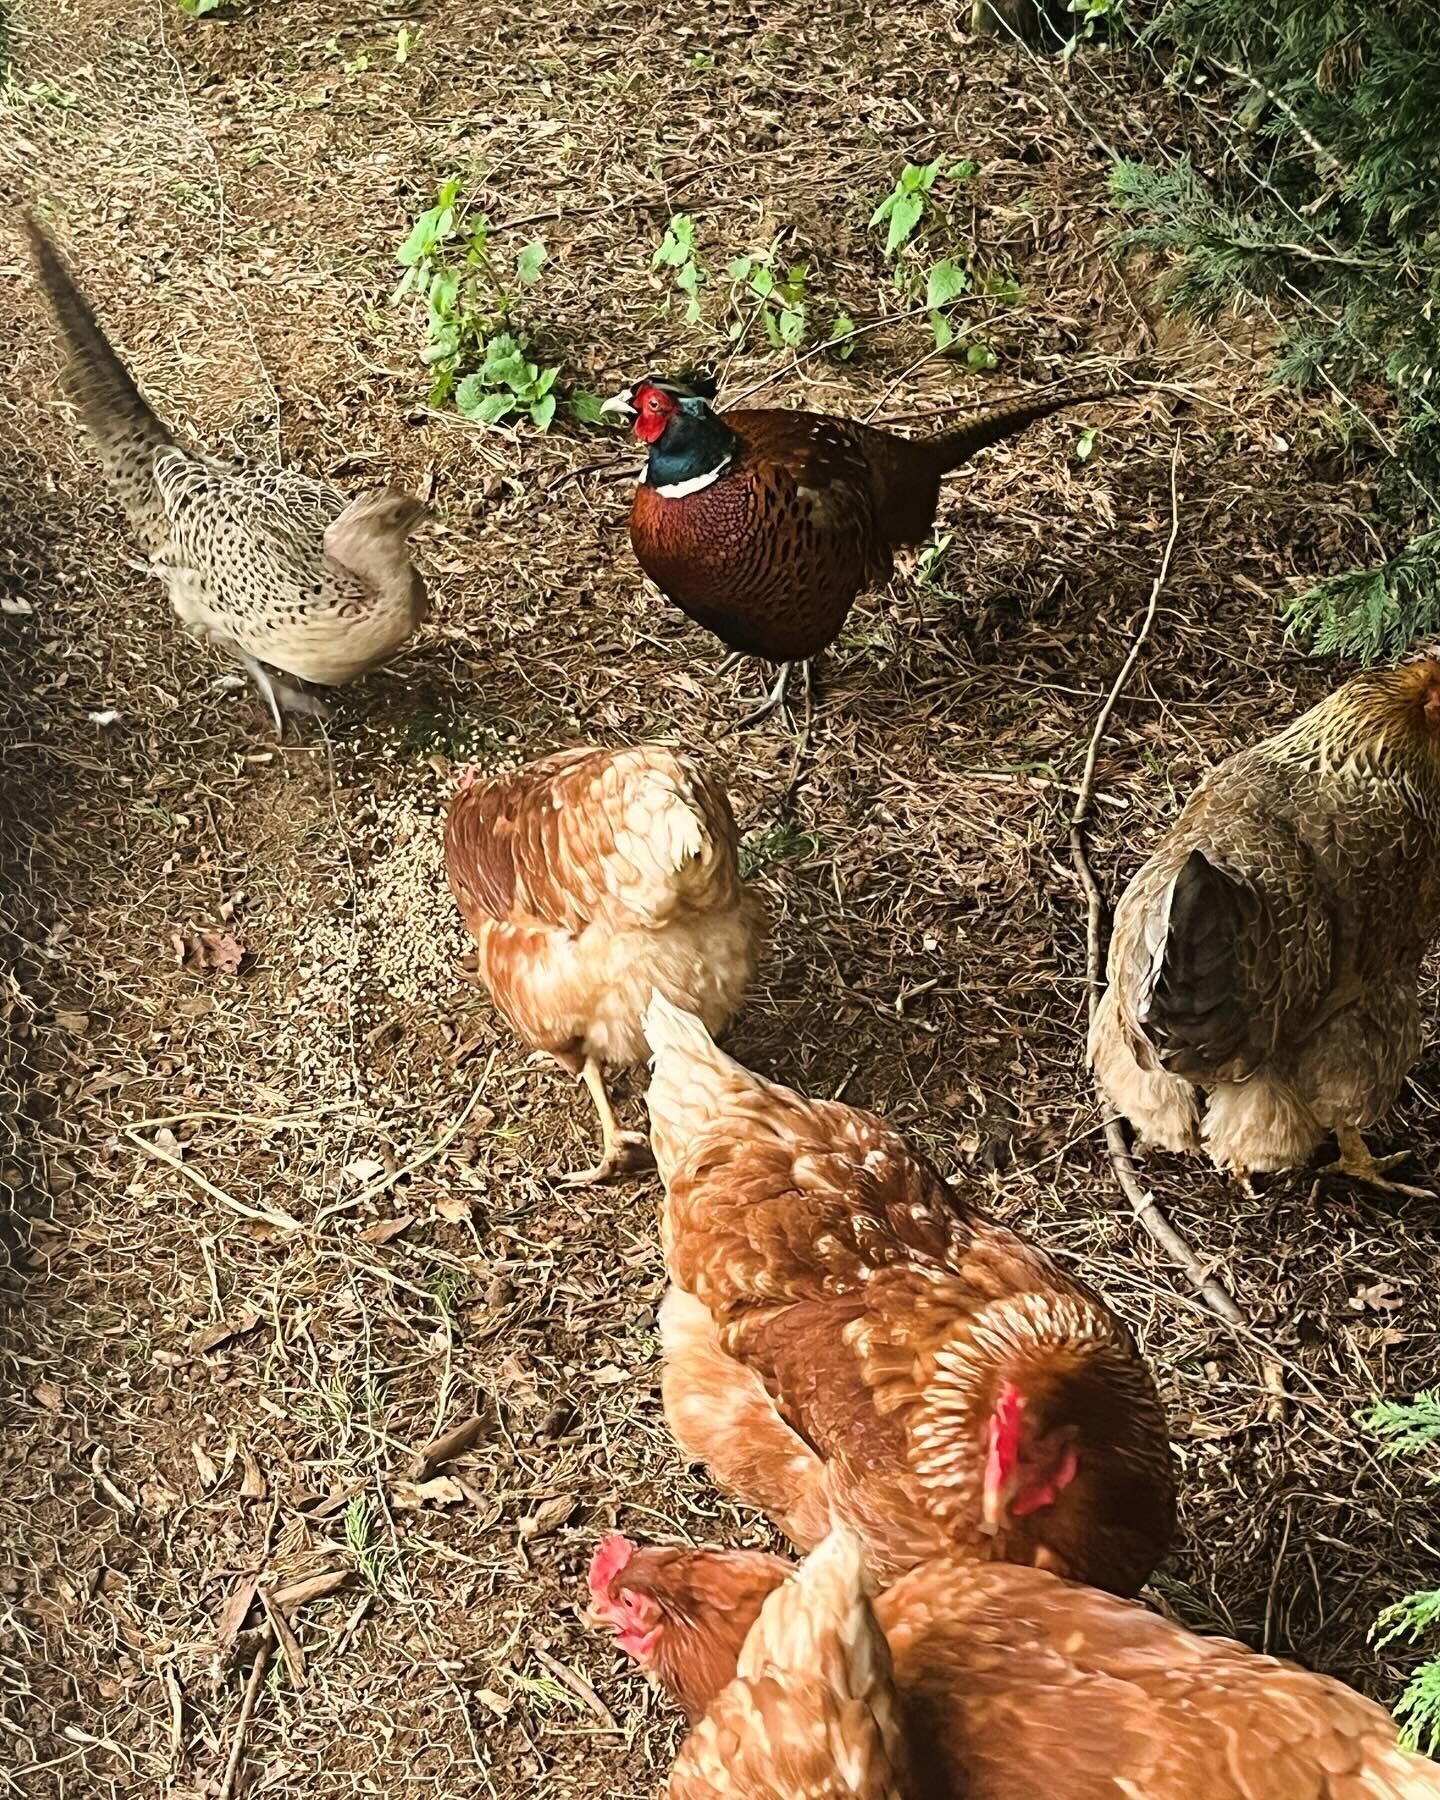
[217,1631,272,1800]
[1068,438,1245,1329]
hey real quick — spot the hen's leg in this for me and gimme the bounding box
[556,1057,654,1187]
[1322,1125,1431,1200]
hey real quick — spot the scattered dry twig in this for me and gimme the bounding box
[216,1632,273,1800]
[1067,439,1245,1328]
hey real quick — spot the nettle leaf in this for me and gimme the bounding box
[471,390,517,424]
[454,372,488,415]
[570,390,607,424]
[397,203,448,267]
[926,258,969,309]
[750,266,776,298]
[533,366,559,397]
[931,312,955,352]
[965,342,998,372]
[727,256,754,280]
[779,308,806,347]
[886,192,925,256]
[1074,425,1098,463]
[515,239,547,286]
[530,393,557,430]
[949,158,979,180]
[869,192,897,229]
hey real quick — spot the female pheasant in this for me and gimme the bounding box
[601,373,1102,722]
[25,215,428,735]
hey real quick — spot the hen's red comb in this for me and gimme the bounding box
[990,1382,1026,1467]
[588,1533,637,1601]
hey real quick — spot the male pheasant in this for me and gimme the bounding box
[601,373,1102,723]
[25,214,428,734]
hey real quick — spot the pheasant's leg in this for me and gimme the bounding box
[735,660,805,730]
[714,652,745,677]
[555,1057,654,1187]
[1321,1125,1432,1199]
[234,647,286,738]
[233,648,332,737]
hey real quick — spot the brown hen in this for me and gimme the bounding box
[591,1532,1440,1800]
[444,749,762,1184]
[657,1531,910,1800]
[1091,660,1440,1192]
[643,994,1174,1592]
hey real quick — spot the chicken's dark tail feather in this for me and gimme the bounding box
[924,389,1112,474]
[1139,848,1255,1078]
[24,211,173,541]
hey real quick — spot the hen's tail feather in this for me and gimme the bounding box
[644,992,762,1183]
[923,389,1110,475]
[25,212,173,545]
[1140,848,1255,1077]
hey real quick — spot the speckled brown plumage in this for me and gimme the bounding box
[24,215,427,730]
[612,380,1103,664]
[643,996,1174,1594]
[596,1537,1440,1800]
[1092,660,1440,1184]
[444,747,762,1183]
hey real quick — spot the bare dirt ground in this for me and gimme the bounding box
[3,1,1439,1795]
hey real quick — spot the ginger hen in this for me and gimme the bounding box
[1092,660,1440,1193]
[25,216,427,734]
[643,994,1174,1592]
[590,1533,1440,1800]
[600,374,1102,723]
[627,1530,910,1800]
[444,749,761,1184]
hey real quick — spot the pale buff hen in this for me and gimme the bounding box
[643,994,1174,1594]
[663,1531,910,1800]
[444,748,762,1184]
[1091,660,1440,1192]
[24,215,428,734]
[590,1532,1440,1800]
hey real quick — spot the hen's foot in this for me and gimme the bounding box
[1321,1128,1432,1199]
[555,1131,654,1188]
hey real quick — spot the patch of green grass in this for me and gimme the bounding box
[739,821,821,878]
[345,1493,400,1594]
[401,708,515,763]
[509,1666,589,1714]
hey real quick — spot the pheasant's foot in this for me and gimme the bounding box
[1230,1166,1258,1201]
[735,660,809,731]
[1321,1127,1432,1199]
[233,649,330,737]
[556,1132,654,1188]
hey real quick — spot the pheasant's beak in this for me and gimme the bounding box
[599,386,638,419]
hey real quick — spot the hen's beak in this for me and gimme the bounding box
[599,386,637,419]
[980,1464,1018,1536]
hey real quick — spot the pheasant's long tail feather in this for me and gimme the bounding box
[924,389,1110,475]
[25,214,173,546]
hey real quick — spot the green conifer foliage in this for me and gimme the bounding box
[1112,3,1440,658]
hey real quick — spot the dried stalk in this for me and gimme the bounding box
[1068,437,1245,1328]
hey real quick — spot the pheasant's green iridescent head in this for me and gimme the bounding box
[600,373,720,442]
[601,373,738,494]
[1274,656,1440,810]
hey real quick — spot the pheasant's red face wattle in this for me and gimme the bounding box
[631,381,682,444]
